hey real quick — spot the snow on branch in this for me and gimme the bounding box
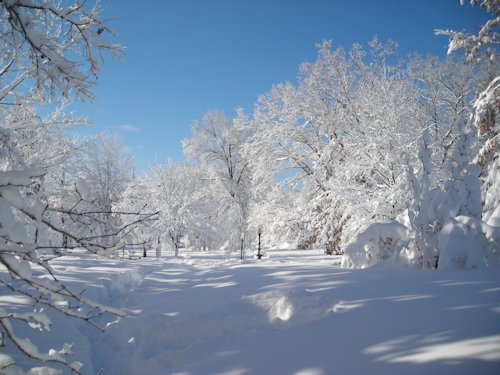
[0,168,156,372]
[473,76,500,137]
[0,0,124,101]
[435,0,499,140]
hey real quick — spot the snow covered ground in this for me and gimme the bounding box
[2,249,500,374]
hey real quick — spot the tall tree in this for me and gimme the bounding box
[183,109,253,252]
[70,134,133,246]
[149,161,217,256]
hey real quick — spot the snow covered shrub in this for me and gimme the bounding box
[344,123,498,271]
[404,117,487,268]
[438,215,500,269]
[437,0,500,234]
[341,221,410,269]
[429,115,500,270]
[400,130,443,268]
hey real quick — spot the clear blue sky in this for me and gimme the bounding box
[72,0,491,176]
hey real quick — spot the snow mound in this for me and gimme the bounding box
[244,289,337,325]
[98,263,160,301]
[107,269,145,295]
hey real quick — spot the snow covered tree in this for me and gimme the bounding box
[245,185,308,250]
[430,0,500,268]
[73,134,132,213]
[112,178,160,257]
[146,161,218,257]
[436,0,500,225]
[435,0,498,66]
[344,4,499,270]
[0,1,135,373]
[407,54,489,178]
[70,133,134,248]
[1,96,88,254]
[248,39,422,253]
[183,109,253,253]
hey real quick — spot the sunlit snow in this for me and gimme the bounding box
[2,249,499,374]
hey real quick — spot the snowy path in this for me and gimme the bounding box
[3,250,500,374]
[80,250,500,375]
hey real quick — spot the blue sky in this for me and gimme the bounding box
[72,0,491,176]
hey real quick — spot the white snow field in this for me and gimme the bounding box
[2,249,500,375]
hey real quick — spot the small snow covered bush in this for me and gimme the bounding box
[341,221,410,269]
[438,216,500,269]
